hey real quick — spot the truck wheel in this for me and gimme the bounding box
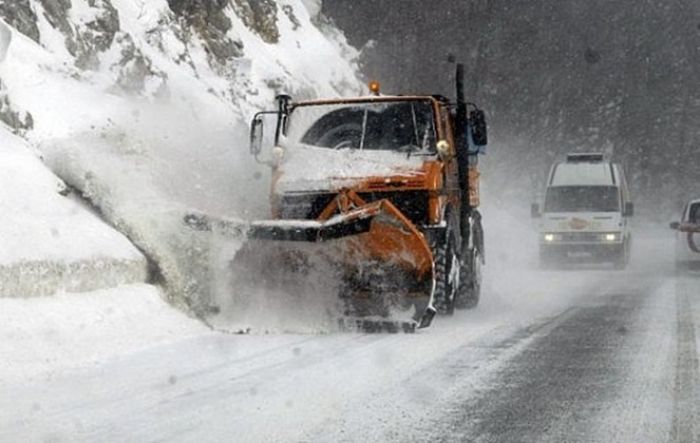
[433,233,458,316]
[455,248,481,310]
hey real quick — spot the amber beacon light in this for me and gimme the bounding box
[368,80,381,95]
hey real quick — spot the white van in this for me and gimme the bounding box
[531,153,634,269]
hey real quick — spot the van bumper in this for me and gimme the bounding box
[540,242,624,263]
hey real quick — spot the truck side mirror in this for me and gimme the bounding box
[623,202,634,217]
[469,109,488,147]
[670,221,680,230]
[250,115,264,156]
[531,203,541,218]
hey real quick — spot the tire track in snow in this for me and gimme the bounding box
[670,280,700,442]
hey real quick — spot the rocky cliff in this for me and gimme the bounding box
[0,0,360,131]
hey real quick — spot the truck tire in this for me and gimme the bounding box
[455,248,481,309]
[433,232,458,316]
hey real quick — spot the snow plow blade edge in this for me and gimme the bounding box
[246,214,373,242]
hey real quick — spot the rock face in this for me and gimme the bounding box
[0,18,28,131]
[0,0,40,43]
[0,0,360,112]
[0,79,33,133]
[231,0,279,43]
[36,0,120,69]
[168,0,243,66]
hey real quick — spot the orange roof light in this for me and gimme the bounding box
[368,80,381,95]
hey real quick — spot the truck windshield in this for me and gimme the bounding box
[285,100,436,153]
[544,186,620,213]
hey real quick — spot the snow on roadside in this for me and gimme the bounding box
[0,125,148,296]
[0,284,211,383]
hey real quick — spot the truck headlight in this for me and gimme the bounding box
[272,146,285,166]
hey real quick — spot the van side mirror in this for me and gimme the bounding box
[531,203,541,218]
[250,115,264,156]
[670,221,680,230]
[469,109,488,147]
[623,202,634,217]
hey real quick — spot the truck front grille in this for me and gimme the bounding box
[358,191,429,226]
[278,191,430,226]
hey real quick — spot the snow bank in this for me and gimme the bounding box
[0,284,211,382]
[0,126,148,296]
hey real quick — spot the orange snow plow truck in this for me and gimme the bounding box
[191,65,488,332]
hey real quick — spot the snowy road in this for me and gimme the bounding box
[1,234,698,442]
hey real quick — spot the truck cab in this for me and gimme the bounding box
[532,153,633,269]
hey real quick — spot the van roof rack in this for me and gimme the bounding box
[566,153,605,163]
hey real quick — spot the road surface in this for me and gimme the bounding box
[1,233,698,442]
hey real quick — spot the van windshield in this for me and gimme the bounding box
[544,186,620,213]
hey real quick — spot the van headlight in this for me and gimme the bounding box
[543,233,561,242]
[602,232,621,242]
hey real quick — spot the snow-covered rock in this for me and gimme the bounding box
[0,125,148,297]
[0,0,361,125]
[0,18,10,62]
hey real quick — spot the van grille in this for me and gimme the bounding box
[560,232,604,242]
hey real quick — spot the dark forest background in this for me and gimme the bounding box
[322,0,700,219]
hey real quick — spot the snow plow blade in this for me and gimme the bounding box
[204,196,437,332]
[245,210,374,242]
